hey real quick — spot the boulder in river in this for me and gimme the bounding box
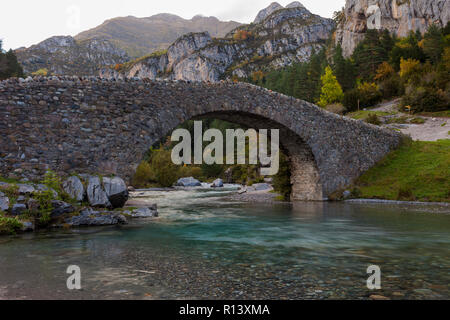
[176,177,201,187]
[211,179,224,188]
[62,176,85,202]
[128,204,158,218]
[87,176,111,208]
[103,177,128,208]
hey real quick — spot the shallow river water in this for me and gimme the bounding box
[0,187,449,300]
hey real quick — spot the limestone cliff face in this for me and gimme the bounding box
[336,0,450,57]
[100,2,334,82]
[16,36,130,76]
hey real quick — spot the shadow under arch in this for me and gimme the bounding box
[166,111,324,201]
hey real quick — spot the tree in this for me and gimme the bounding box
[332,44,356,91]
[317,66,344,107]
[352,30,390,80]
[422,24,445,64]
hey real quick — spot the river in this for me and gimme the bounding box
[0,187,449,300]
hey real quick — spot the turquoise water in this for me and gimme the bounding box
[0,188,449,300]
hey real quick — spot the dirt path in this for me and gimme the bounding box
[370,100,449,141]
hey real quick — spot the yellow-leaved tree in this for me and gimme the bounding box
[318,66,344,107]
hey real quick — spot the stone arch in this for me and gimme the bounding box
[0,78,403,201]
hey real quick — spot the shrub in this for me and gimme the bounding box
[365,113,381,125]
[233,30,253,41]
[132,161,153,188]
[379,74,404,99]
[32,68,49,76]
[343,82,382,111]
[0,217,23,235]
[402,86,448,113]
[150,149,179,187]
[273,153,291,200]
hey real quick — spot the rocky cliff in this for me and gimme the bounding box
[336,0,450,57]
[100,2,335,82]
[16,36,130,76]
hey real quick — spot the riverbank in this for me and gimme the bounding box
[340,139,449,203]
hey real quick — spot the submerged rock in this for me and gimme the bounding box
[252,183,273,191]
[65,208,127,226]
[103,177,128,208]
[176,177,202,187]
[129,205,158,218]
[86,176,111,208]
[63,176,85,202]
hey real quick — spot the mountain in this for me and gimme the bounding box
[336,0,450,57]
[100,2,335,82]
[75,14,242,58]
[15,36,130,76]
[15,14,241,76]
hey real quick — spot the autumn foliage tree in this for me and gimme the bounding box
[318,66,344,107]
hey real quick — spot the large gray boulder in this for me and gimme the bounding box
[86,176,111,208]
[0,192,9,211]
[103,177,128,208]
[211,179,224,188]
[176,177,202,187]
[62,176,85,202]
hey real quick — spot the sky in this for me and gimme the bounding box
[0,0,345,50]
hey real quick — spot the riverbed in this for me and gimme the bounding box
[0,187,449,300]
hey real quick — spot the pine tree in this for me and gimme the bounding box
[332,45,356,91]
[422,24,444,64]
[352,30,389,80]
[318,66,344,107]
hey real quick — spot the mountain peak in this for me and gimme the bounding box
[254,2,284,24]
[286,2,305,9]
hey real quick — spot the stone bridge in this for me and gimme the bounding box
[0,77,403,201]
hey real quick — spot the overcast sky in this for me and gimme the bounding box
[0,0,345,50]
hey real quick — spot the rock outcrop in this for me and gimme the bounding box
[336,0,450,57]
[16,36,130,76]
[100,3,334,82]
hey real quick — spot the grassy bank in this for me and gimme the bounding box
[353,139,450,202]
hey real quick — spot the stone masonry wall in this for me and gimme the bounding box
[0,76,403,200]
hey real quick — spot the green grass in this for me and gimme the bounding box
[354,140,450,202]
[346,110,395,120]
[417,110,450,118]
